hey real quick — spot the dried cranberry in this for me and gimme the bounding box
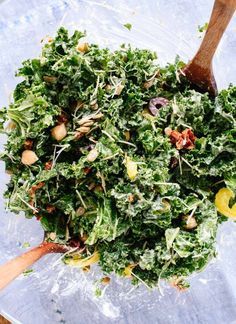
[69,239,81,248]
[83,167,92,175]
[57,111,68,124]
[46,205,56,213]
[24,139,33,150]
[44,161,53,170]
[169,157,179,169]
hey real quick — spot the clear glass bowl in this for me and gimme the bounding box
[0,1,236,323]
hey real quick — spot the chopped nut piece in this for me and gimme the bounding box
[164,127,172,136]
[83,121,94,127]
[91,103,99,110]
[114,84,124,95]
[94,185,103,192]
[5,120,16,130]
[90,99,97,106]
[88,182,96,190]
[78,117,91,125]
[43,75,57,83]
[77,42,89,53]
[49,232,57,241]
[92,112,104,120]
[142,108,156,121]
[51,123,67,141]
[75,100,84,110]
[87,148,99,162]
[21,150,38,165]
[77,126,90,133]
[128,194,135,203]
[143,79,155,89]
[80,234,88,242]
[105,84,112,91]
[101,276,110,284]
[76,206,86,216]
[74,132,84,140]
[182,215,198,230]
[124,131,130,141]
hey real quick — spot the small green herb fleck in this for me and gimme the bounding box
[23,269,34,276]
[22,242,31,248]
[198,22,208,33]
[123,23,132,31]
[94,287,102,297]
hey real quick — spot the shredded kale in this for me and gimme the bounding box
[1,27,235,289]
[123,23,132,31]
[198,22,209,33]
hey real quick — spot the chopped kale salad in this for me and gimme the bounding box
[0,28,236,289]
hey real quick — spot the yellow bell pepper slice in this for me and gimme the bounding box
[123,264,137,277]
[66,251,99,267]
[126,157,138,181]
[215,188,236,218]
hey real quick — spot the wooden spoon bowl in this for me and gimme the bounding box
[183,0,236,96]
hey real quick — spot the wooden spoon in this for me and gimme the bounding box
[0,241,69,291]
[183,0,236,96]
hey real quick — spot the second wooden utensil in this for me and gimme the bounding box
[0,241,69,291]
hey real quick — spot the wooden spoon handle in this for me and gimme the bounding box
[0,242,63,291]
[193,0,236,67]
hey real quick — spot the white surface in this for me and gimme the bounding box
[0,1,236,323]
